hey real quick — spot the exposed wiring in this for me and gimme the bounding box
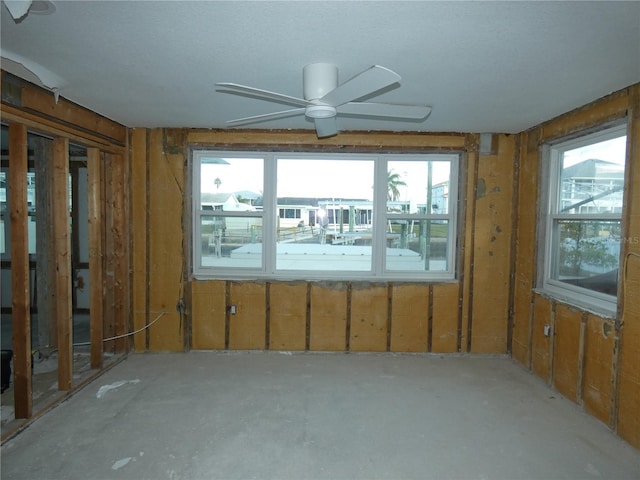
[72,310,167,347]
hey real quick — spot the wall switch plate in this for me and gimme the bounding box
[544,324,551,337]
[230,304,237,315]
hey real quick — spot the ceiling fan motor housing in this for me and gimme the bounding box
[303,63,338,101]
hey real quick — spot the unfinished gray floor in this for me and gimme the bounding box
[1,352,639,480]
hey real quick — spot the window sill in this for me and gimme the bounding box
[533,288,617,319]
[192,271,458,285]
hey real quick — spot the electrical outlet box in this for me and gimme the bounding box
[544,324,551,337]
[230,304,237,315]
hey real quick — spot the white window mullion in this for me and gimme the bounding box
[447,157,459,275]
[263,154,277,274]
[192,153,203,275]
[373,156,388,275]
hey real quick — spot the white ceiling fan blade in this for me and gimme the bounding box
[337,102,432,120]
[319,65,401,107]
[226,108,306,126]
[4,0,32,20]
[216,83,311,107]
[314,117,338,138]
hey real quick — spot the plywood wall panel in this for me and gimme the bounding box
[431,283,459,353]
[617,84,640,449]
[390,284,429,352]
[552,304,582,403]
[228,282,267,350]
[618,260,640,448]
[350,285,388,352]
[309,284,348,351]
[191,280,226,350]
[511,130,541,366]
[582,315,614,424]
[460,138,478,353]
[511,299,532,366]
[470,135,515,353]
[531,295,552,381]
[270,283,307,351]
[147,128,184,351]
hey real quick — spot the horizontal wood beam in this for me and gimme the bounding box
[20,84,127,145]
[187,129,467,149]
[1,105,126,154]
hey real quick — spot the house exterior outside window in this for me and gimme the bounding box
[192,150,458,281]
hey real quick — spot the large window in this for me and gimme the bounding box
[542,125,627,313]
[193,151,458,280]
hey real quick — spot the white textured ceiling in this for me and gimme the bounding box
[2,1,639,135]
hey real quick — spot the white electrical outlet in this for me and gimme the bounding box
[230,304,237,315]
[544,324,551,337]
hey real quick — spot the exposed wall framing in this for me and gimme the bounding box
[182,129,516,358]
[512,85,640,449]
[87,147,104,368]
[8,122,32,418]
[3,68,638,451]
[1,70,129,431]
[52,137,72,390]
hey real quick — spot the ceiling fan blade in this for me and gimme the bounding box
[314,117,338,138]
[216,83,311,107]
[337,102,432,120]
[319,65,401,107]
[226,108,306,126]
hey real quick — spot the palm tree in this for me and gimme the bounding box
[214,177,222,190]
[387,170,406,201]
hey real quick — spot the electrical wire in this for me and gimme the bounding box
[72,310,167,347]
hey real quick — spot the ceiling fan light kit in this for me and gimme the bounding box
[305,105,337,119]
[216,63,431,139]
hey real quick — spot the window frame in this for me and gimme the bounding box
[192,149,459,282]
[541,124,627,315]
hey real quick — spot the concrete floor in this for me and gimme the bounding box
[1,352,639,480]
[0,313,112,434]
[0,349,123,435]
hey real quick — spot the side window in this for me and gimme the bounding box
[195,154,265,270]
[385,158,455,273]
[543,125,627,313]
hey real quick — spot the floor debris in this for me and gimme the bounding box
[111,457,133,470]
[96,379,140,399]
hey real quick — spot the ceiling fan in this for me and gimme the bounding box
[215,63,432,138]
